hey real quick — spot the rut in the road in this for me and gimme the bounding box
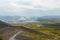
[9,31,22,40]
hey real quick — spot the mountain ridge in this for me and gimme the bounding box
[0,16,60,23]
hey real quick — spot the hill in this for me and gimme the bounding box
[37,16,60,23]
[0,20,10,28]
[0,16,60,23]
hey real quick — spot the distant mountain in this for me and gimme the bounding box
[0,16,37,23]
[37,16,60,23]
[0,16,21,23]
[40,16,60,19]
[0,16,60,23]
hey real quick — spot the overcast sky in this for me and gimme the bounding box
[0,0,60,17]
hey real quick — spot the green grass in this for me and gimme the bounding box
[12,22,60,40]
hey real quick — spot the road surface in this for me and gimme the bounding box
[9,31,22,40]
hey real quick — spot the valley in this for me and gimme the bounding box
[0,16,60,40]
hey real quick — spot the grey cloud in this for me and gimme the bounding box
[0,0,60,17]
[15,1,32,5]
[33,5,43,8]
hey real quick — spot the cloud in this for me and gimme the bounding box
[32,0,60,10]
[15,1,32,5]
[9,0,60,10]
[0,0,60,10]
[0,0,60,16]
